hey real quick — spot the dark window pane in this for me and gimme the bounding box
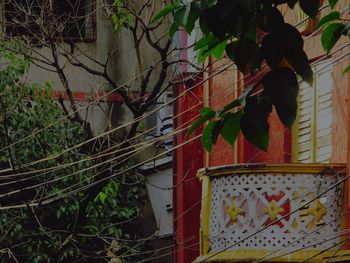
[5,0,93,40]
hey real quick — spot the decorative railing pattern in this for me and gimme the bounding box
[197,164,347,262]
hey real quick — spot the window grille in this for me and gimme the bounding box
[2,0,96,42]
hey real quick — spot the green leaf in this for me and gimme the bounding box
[173,7,186,26]
[281,23,304,50]
[186,108,216,137]
[212,40,227,59]
[200,0,218,9]
[151,4,179,24]
[201,121,218,152]
[226,38,259,73]
[262,67,299,127]
[211,120,225,144]
[194,34,216,51]
[321,23,345,53]
[342,65,350,74]
[316,11,340,30]
[200,107,215,116]
[221,111,243,145]
[218,83,256,116]
[216,0,236,18]
[98,192,107,204]
[261,33,283,68]
[299,0,320,18]
[198,39,227,62]
[241,96,272,151]
[218,98,240,116]
[329,0,339,9]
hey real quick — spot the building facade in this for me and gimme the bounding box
[174,1,350,262]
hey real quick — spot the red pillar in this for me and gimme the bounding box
[173,74,204,263]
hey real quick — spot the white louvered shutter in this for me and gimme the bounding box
[315,64,332,163]
[294,60,333,163]
[296,80,313,163]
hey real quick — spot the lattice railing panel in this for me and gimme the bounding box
[208,172,344,254]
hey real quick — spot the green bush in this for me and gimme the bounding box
[0,42,143,262]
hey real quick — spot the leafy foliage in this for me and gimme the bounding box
[0,42,144,262]
[155,0,349,152]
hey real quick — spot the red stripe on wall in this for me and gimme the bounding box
[50,90,124,103]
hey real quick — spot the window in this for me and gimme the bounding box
[3,0,96,41]
[292,60,333,163]
[145,92,173,152]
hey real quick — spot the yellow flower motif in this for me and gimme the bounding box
[307,199,327,223]
[226,201,243,222]
[263,200,284,220]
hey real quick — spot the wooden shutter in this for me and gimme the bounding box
[295,80,314,163]
[315,64,332,163]
[293,60,333,163]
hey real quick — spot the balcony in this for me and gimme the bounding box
[196,163,348,262]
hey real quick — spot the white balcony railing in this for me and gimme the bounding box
[196,164,347,262]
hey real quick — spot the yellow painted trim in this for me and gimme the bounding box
[233,70,239,165]
[204,57,210,168]
[194,249,333,262]
[200,176,211,255]
[291,87,301,162]
[323,250,350,262]
[197,163,347,178]
[311,67,317,162]
[193,250,350,262]
[194,250,350,262]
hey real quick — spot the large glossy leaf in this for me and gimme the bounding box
[198,39,227,62]
[272,0,298,8]
[203,7,227,38]
[194,34,216,51]
[329,0,339,9]
[284,49,313,85]
[211,119,225,144]
[265,7,285,32]
[186,108,216,137]
[280,23,304,50]
[201,121,218,152]
[261,34,283,68]
[173,7,186,26]
[226,38,259,73]
[241,96,272,151]
[212,40,227,59]
[316,11,340,30]
[221,111,243,145]
[321,23,345,53]
[184,2,201,33]
[151,3,179,24]
[262,67,299,127]
[218,83,256,116]
[215,0,237,18]
[299,0,320,18]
